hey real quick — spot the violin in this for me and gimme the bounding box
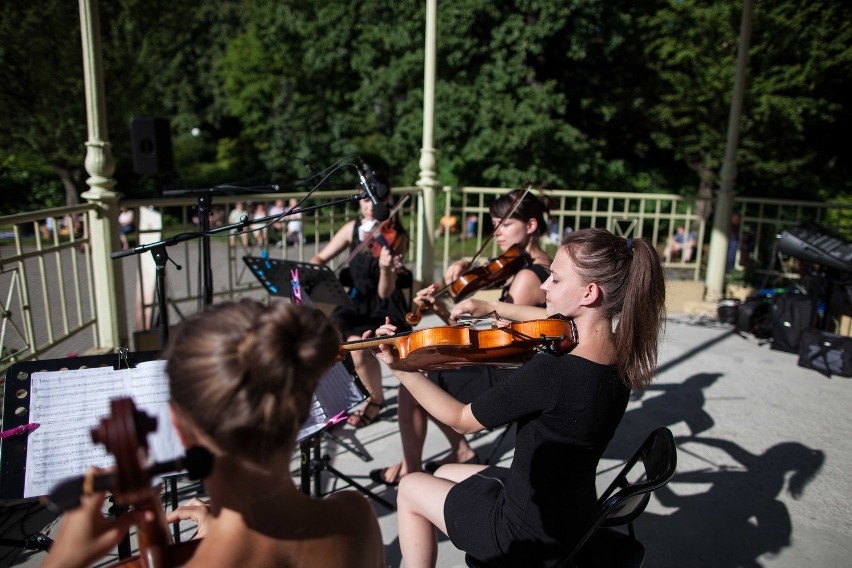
[407,185,535,325]
[366,219,407,259]
[337,194,411,271]
[341,317,577,371]
[89,398,205,567]
[405,244,531,325]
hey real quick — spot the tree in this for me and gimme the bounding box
[640,0,852,201]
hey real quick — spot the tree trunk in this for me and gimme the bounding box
[689,161,716,222]
[53,164,84,206]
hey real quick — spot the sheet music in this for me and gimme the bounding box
[296,362,365,442]
[24,360,183,498]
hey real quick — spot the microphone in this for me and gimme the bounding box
[355,164,390,222]
[361,162,390,200]
[41,446,214,513]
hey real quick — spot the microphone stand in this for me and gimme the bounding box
[196,192,213,308]
[112,192,370,344]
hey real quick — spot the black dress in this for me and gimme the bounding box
[443,353,629,567]
[330,220,412,337]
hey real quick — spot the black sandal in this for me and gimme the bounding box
[347,401,384,428]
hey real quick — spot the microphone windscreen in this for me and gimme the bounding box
[374,180,390,200]
[184,446,214,480]
[372,202,390,222]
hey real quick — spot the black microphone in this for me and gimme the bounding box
[361,162,390,200]
[356,164,390,221]
[41,446,214,513]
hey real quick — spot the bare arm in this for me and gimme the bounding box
[376,247,398,299]
[371,321,485,434]
[450,298,547,323]
[310,220,355,265]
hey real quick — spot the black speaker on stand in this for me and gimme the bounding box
[130,117,174,176]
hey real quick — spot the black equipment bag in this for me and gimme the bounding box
[735,297,773,339]
[717,299,740,325]
[797,329,852,377]
[770,293,816,353]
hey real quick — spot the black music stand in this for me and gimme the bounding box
[274,263,394,511]
[0,351,163,557]
[242,257,352,308]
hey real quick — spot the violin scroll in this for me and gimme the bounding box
[91,398,158,502]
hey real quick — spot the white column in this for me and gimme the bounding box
[78,0,128,349]
[415,0,439,285]
[705,0,754,302]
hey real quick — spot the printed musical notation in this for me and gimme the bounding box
[296,362,365,442]
[24,360,183,498]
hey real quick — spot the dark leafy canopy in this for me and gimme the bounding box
[0,0,849,213]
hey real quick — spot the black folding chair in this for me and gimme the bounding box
[465,427,677,568]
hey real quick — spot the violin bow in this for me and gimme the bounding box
[462,180,534,268]
[335,193,411,273]
[406,183,535,325]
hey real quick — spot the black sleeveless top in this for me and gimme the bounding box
[330,220,413,337]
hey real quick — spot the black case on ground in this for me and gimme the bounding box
[797,329,852,377]
[735,297,773,339]
[770,293,816,353]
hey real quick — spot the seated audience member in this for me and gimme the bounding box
[663,224,696,262]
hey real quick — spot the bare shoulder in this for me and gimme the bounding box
[323,489,378,525]
[312,491,384,567]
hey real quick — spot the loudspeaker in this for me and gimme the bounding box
[130,117,173,175]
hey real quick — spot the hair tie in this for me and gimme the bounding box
[626,237,634,251]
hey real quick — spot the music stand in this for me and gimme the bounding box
[243,257,352,308]
[295,362,395,512]
[283,265,395,511]
[0,351,163,556]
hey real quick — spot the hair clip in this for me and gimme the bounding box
[626,238,634,250]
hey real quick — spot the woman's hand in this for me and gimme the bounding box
[449,298,493,323]
[365,318,416,372]
[165,497,212,540]
[378,246,395,271]
[443,259,471,284]
[412,284,439,308]
[41,474,151,568]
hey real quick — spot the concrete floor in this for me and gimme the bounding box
[3,311,852,567]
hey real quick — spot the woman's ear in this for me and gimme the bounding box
[580,282,602,306]
[526,218,539,236]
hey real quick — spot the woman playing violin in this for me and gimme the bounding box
[42,300,384,568]
[370,190,552,486]
[309,171,411,428]
[370,228,666,568]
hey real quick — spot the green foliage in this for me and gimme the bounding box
[0,153,65,215]
[0,0,850,214]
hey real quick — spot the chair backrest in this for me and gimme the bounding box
[557,427,677,567]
